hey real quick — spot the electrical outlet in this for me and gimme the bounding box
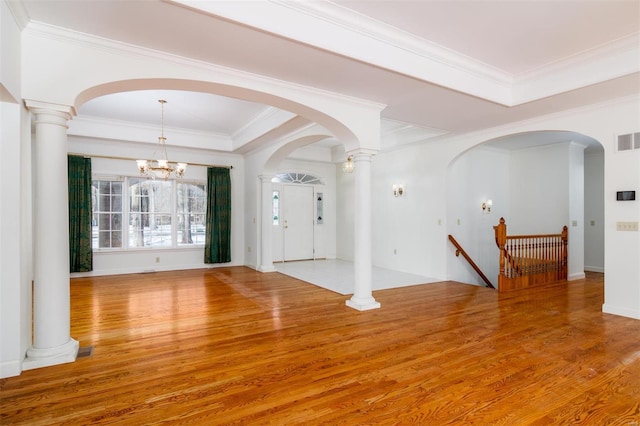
[590,220,595,226]
[616,221,639,231]
[248,246,252,252]
[155,257,160,263]
[393,249,397,255]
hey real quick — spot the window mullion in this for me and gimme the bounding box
[172,179,177,248]
[123,176,129,249]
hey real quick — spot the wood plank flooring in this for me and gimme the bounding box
[1,268,639,425]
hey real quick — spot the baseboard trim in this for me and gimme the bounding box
[584,266,605,273]
[0,359,22,379]
[568,272,586,281]
[602,303,640,320]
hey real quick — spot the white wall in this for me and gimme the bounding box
[0,0,21,102]
[335,145,450,279]
[0,0,30,378]
[603,122,640,319]
[568,142,586,280]
[447,147,510,286]
[68,138,246,277]
[584,150,605,272]
[1,102,26,378]
[508,143,571,234]
[507,141,585,279]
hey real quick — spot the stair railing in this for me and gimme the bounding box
[448,235,495,289]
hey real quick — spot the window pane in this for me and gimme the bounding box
[112,194,122,211]
[177,182,206,246]
[273,190,280,225]
[92,179,123,249]
[128,179,173,248]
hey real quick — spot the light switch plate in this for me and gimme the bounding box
[616,221,639,231]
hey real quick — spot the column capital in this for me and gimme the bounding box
[346,148,378,158]
[24,100,76,118]
[259,174,276,183]
[25,100,75,129]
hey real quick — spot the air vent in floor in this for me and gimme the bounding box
[77,346,94,358]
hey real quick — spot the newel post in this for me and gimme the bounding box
[494,217,507,290]
[561,225,568,280]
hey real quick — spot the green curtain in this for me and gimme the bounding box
[204,167,231,264]
[68,155,93,272]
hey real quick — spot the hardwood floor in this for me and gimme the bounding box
[1,269,638,425]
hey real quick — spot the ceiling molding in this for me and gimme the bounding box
[170,0,639,108]
[169,0,514,105]
[231,107,297,150]
[4,0,30,31]
[234,116,315,156]
[23,20,387,112]
[278,0,513,84]
[514,32,640,104]
[69,115,233,152]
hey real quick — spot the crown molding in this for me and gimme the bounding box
[279,0,512,85]
[231,107,297,149]
[169,0,514,105]
[513,32,640,104]
[425,94,640,149]
[4,0,29,31]
[68,115,233,152]
[23,20,387,113]
[171,0,638,108]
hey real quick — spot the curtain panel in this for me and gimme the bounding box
[68,155,93,272]
[204,167,231,264]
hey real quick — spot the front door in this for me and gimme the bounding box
[283,185,314,261]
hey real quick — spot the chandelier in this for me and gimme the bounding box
[136,99,187,179]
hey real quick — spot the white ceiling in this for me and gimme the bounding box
[14,0,640,154]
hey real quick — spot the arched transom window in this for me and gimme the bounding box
[271,172,323,185]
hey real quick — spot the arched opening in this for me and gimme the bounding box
[74,79,360,151]
[271,171,326,262]
[446,130,604,289]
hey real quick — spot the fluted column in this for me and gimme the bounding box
[258,174,277,272]
[346,150,380,311]
[23,101,79,370]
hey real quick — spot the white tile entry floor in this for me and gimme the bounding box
[275,259,441,295]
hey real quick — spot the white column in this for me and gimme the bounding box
[346,151,380,311]
[258,174,277,272]
[23,101,79,370]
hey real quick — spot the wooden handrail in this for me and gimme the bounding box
[448,235,495,289]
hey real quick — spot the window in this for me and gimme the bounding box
[92,180,123,248]
[92,177,206,250]
[177,182,206,245]
[129,179,173,248]
[272,172,323,185]
[272,190,280,225]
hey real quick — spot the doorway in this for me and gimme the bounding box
[282,185,314,261]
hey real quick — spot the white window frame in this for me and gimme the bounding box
[92,175,207,252]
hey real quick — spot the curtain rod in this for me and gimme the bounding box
[68,152,233,169]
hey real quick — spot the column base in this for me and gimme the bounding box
[346,297,381,311]
[23,338,79,371]
[258,264,277,273]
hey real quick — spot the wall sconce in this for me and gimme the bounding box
[342,156,354,173]
[482,199,493,213]
[393,184,404,197]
